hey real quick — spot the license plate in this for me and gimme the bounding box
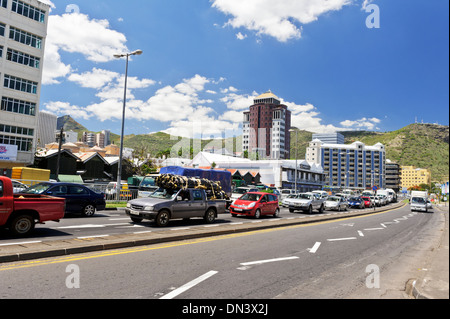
[129,210,141,216]
[234,208,243,212]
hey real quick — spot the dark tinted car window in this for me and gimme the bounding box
[69,186,88,195]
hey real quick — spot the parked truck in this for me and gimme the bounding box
[410,191,429,213]
[0,176,66,237]
[126,188,226,227]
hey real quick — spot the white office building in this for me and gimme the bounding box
[0,0,50,170]
[306,139,386,191]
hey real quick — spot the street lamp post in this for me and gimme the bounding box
[289,127,299,194]
[114,50,143,200]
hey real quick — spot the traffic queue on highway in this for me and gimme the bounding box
[1,166,403,236]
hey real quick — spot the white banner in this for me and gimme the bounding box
[0,144,18,161]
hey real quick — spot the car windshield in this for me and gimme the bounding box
[22,183,51,194]
[234,188,250,194]
[349,197,360,201]
[141,177,156,187]
[150,188,178,200]
[412,197,426,204]
[297,194,312,200]
[327,197,340,202]
[240,193,262,201]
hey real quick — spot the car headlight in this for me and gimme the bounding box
[144,206,154,211]
[247,202,256,208]
[126,203,131,208]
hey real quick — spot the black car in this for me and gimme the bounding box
[22,182,106,217]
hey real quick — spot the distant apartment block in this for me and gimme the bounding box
[312,133,345,145]
[37,111,56,147]
[385,160,401,192]
[243,91,291,160]
[0,0,50,170]
[306,139,386,190]
[400,165,431,189]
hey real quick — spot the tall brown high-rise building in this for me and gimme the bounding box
[243,91,291,159]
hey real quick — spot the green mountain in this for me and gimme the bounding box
[57,116,449,182]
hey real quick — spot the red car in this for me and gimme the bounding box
[230,192,280,219]
[361,196,373,208]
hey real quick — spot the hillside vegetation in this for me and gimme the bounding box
[58,116,449,182]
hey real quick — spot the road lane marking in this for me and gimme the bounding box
[0,241,42,247]
[358,231,364,237]
[308,242,321,254]
[58,224,106,229]
[327,237,357,242]
[240,257,299,266]
[159,271,218,299]
[364,228,385,231]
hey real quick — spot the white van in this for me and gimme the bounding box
[312,190,329,199]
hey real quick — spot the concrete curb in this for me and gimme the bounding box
[0,202,406,264]
[405,205,449,299]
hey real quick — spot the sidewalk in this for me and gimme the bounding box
[407,205,449,299]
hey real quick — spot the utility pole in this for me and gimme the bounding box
[56,127,64,181]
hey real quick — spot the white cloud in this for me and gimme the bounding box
[340,117,381,130]
[44,101,90,120]
[212,0,351,42]
[68,68,119,89]
[43,12,128,84]
[236,32,247,40]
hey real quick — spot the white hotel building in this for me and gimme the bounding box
[306,139,386,191]
[0,0,49,172]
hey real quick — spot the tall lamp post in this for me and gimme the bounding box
[113,49,143,200]
[289,127,299,194]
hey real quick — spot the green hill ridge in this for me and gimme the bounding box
[57,116,449,182]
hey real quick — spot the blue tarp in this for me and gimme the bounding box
[160,166,232,196]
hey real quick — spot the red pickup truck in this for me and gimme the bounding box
[0,176,66,237]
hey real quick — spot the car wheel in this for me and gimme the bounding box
[307,205,313,214]
[9,215,35,237]
[83,204,96,217]
[319,205,324,214]
[204,208,216,224]
[254,209,261,219]
[156,210,170,227]
[273,208,280,218]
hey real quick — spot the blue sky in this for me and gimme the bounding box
[40,0,449,139]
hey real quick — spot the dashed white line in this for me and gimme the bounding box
[0,241,42,247]
[308,242,322,254]
[327,237,357,242]
[240,256,300,266]
[358,231,365,237]
[159,271,218,299]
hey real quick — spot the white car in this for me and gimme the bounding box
[289,192,325,214]
[324,196,348,211]
[12,180,28,193]
[281,194,297,207]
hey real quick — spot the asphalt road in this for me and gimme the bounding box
[0,204,391,245]
[0,203,443,300]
